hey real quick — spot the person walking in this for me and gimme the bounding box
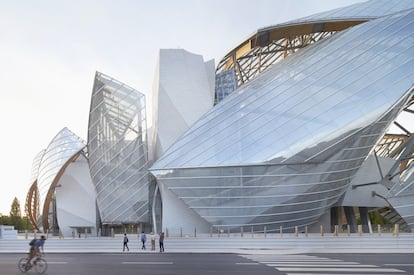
[149,232,156,251]
[140,231,147,250]
[123,233,129,252]
[159,232,165,252]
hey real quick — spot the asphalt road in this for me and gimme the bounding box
[1,253,278,275]
[1,252,414,274]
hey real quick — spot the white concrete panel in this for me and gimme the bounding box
[55,155,97,237]
[158,182,211,235]
[151,49,215,161]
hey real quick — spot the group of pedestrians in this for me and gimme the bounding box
[123,231,165,252]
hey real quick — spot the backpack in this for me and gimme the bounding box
[29,238,36,246]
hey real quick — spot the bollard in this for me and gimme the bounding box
[280,226,283,237]
[251,226,254,238]
[241,226,244,238]
[264,226,267,238]
[210,227,213,237]
[194,227,197,238]
[358,225,362,236]
[166,228,169,237]
[25,230,28,239]
[34,230,37,239]
[305,226,308,237]
[320,225,324,236]
[333,225,338,237]
[294,226,298,237]
[378,224,381,236]
[393,224,399,236]
[227,227,230,238]
[46,229,49,239]
[111,228,114,238]
[85,228,87,238]
[180,227,182,238]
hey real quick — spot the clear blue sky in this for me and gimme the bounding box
[0,0,364,215]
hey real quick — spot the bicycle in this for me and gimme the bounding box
[18,254,47,274]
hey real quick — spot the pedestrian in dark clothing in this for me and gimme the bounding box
[140,231,146,250]
[159,232,165,252]
[123,233,129,252]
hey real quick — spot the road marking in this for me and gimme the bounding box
[240,254,406,274]
[385,263,414,266]
[235,263,260,265]
[285,274,403,275]
[278,267,404,272]
[262,258,346,263]
[47,262,68,264]
[121,261,173,265]
[267,263,376,267]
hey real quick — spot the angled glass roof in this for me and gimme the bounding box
[284,0,414,25]
[152,9,414,170]
[216,0,414,100]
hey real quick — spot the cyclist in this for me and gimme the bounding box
[27,235,46,264]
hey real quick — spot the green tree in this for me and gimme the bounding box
[10,197,21,217]
[9,197,23,230]
[21,216,33,230]
[0,214,10,225]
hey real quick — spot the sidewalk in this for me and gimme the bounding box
[2,233,414,254]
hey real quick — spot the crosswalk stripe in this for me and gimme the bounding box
[384,264,414,266]
[267,264,376,267]
[285,273,402,275]
[239,254,406,274]
[260,261,360,265]
[277,267,404,272]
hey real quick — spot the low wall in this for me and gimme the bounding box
[0,225,17,239]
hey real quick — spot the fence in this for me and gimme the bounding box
[16,223,406,239]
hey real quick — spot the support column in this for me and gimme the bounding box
[331,207,340,233]
[344,206,357,233]
[359,207,370,233]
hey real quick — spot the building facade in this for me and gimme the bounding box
[26,0,414,236]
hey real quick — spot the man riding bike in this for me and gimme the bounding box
[27,235,46,264]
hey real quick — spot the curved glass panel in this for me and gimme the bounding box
[284,0,414,25]
[154,10,414,169]
[37,128,86,229]
[151,9,414,232]
[88,72,149,224]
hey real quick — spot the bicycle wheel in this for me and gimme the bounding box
[18,257,30,273]
[34,258,47,274]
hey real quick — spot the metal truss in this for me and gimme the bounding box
[215,20,368,99]
[218,31,335,87]
[25,181,40,231]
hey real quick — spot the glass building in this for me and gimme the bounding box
[36,128,89,233]
[25,0,414,235]
[88,72,150,228]
[150,5,414,233]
